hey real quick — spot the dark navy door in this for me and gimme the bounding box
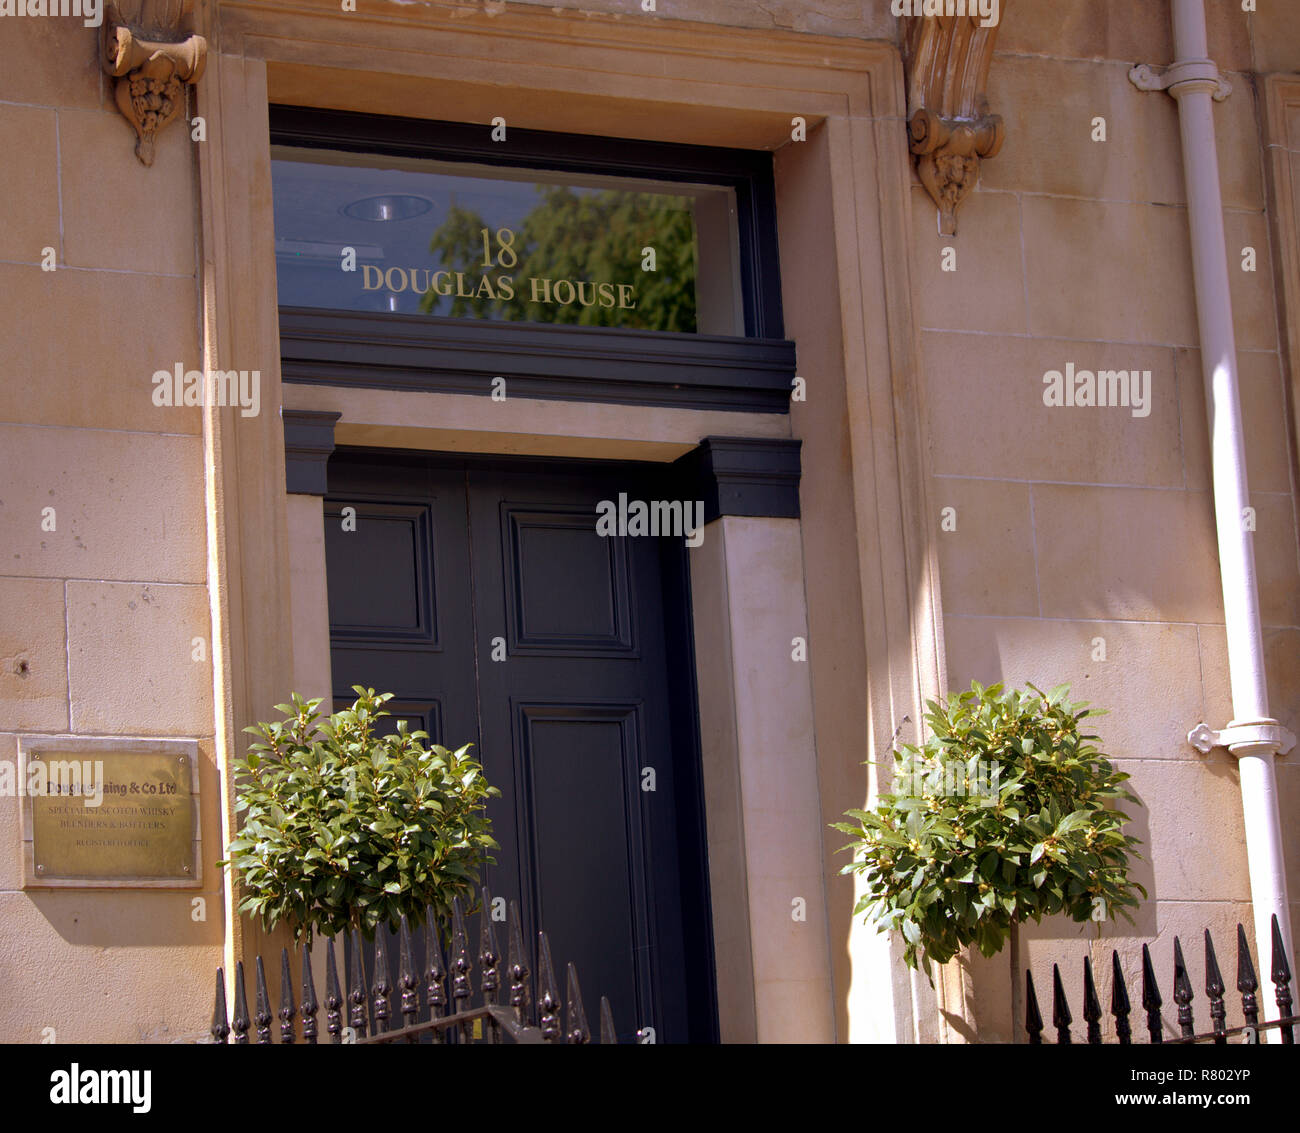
[324,450,716,1043]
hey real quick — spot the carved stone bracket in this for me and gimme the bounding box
[101,1,207,166]
[901,11,1006,236]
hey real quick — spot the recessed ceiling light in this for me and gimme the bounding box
[342,195,434,222]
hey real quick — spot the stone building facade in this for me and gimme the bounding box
[0,0,1297,1043]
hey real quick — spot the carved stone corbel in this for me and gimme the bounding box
[901,11,1006,236]
[100,1,207,167]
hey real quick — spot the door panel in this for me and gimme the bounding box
[324,503,434,642]
[326,457,478,750]
[324,451,716,1043]
[518,704,644,1036]
[468,464,691,1043]
[503,507,636,654]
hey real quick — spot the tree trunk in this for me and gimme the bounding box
[1009,920,1022,1044]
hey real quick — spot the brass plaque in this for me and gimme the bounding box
[27,747,197,885]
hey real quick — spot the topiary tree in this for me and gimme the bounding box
[834,682,1146,1024]
[221,688,499,944]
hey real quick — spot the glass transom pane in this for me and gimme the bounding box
[272,147,744,335]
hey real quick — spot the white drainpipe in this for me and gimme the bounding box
[1131,0,1296,1036]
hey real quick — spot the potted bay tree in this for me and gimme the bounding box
[834,681,1146,1041]
[221,686,499,944]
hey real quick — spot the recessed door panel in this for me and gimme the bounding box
[325,458,477,753]
[505,507,636,655]
[324,502,434,642]
[519,705,644,1036]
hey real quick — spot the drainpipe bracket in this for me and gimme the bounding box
[1130,61,1232,102]
[1188,720,1296,756]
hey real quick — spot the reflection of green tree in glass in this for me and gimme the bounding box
[421,186,698,331]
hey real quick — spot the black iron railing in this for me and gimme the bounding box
[1024,914,1296,1044]
[208,889,623,1044]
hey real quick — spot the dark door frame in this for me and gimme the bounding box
[324,446,722,1043]
[287,416,803,1042]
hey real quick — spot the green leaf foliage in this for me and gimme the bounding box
[836,682,1146,977]
[219,688,499,944]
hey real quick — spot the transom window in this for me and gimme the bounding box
[269,108,791,412]
[273,148,744,336]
